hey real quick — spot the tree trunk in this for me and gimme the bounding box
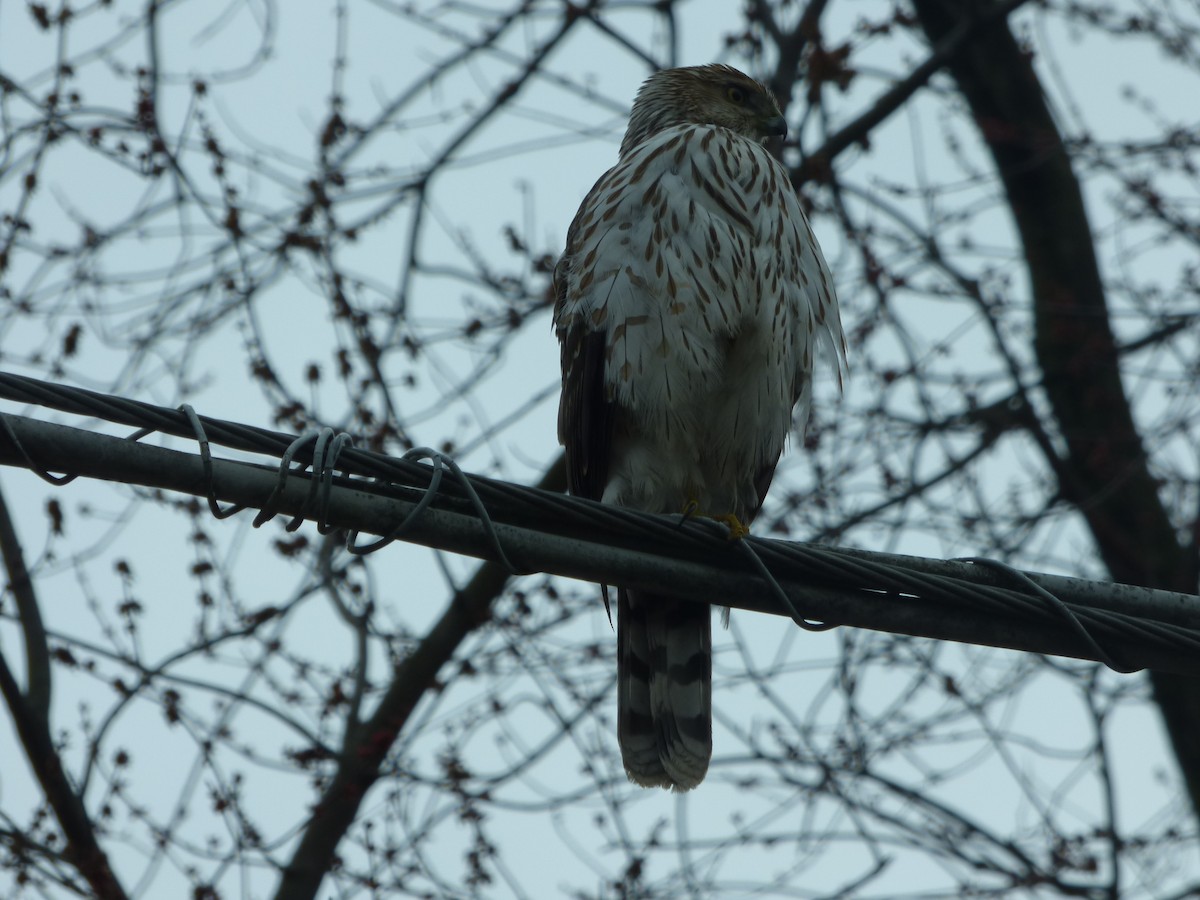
[911,0,1200,820]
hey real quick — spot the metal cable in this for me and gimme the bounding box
[1,370,1198,674]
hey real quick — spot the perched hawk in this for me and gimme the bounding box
[553,64,846,791]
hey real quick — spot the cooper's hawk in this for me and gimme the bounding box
[553,64,846,790]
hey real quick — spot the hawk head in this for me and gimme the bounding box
[620,64,788,157]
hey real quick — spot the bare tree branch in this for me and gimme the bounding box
[0,489,127,900]
[911,0,1200,820]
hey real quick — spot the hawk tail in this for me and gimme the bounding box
[617,588,711,790]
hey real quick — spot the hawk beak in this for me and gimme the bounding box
[764,115,788,139]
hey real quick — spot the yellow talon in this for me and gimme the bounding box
[678,502,750,540]
[712,513,750,541]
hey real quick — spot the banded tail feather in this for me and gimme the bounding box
[617,588,712,790]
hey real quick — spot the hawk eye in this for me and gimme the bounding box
[725,85,746,105]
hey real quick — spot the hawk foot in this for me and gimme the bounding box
[679,502,750,540]
[711,512,750,541]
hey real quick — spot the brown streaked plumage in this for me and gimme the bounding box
[554,64,846,791]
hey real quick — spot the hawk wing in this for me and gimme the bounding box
[553,253,614,504]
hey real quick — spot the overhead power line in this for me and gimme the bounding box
[0,371,1198,675]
